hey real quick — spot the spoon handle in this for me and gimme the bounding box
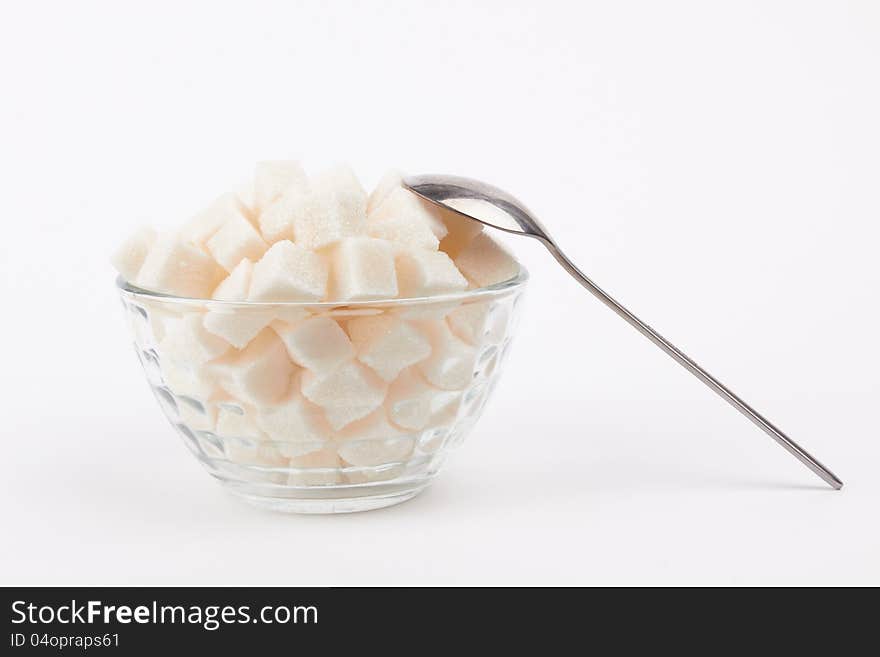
[543,241,843,490]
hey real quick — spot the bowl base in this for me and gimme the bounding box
[221,481,428,514]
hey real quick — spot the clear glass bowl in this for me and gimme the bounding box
[117,269,528,513]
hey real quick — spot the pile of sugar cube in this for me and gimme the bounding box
[114,162,520,484]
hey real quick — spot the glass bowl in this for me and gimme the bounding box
[117,269,528,513]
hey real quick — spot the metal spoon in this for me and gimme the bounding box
[403,174,843,490]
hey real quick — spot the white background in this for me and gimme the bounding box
[1,1,878,585]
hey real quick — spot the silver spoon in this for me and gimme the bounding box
[403,174,843,490]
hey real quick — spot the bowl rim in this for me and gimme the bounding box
[116,266,529,308]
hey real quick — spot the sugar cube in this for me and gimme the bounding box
[395,248,468,297]
[385,367,434,431]
[369,186,448,240]
[181,193,246,249]
[203,309,274,350]
[224,439,287,468]
[140,301,182,343]
[335,409,406,445]
[367,213,439,251]
[206,212,268,273]
[159,358,216,401]
[415,320,477,390]
[235,182,258,223]
[211,329,295,406]
[366,169,402,214]
[446,301,493,345]
[137,233,226,298]
[328,237,398,301]
[159,313,230,369]
[454,233,520,287]
[291,165,367,250]
[253,160,308,213]
[271,306,312,324]
[248,240,328,302]
[336,409,415,466]
[348,315,431,382]
[202,260,274,348]
[300,360,387,430]
[272,316,354,374]
[257,185,307,243]
[257,390,334,458]
[215,403,263,439]
[210,258,252,301]
[288,447,342,487]
[390,300,461,321]
[111,227,156,282]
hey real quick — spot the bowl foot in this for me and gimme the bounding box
[221,480,428,514]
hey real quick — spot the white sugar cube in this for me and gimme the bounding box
[367,213,439,251]
[249,240,329,302]
[385,368,461,431]
[369,186,448,240]
[300,361,387,430]
[137,233,226,298]
[364,166,438,251]
[215,403,262,439]
[225,440,287,468]
[271,306,312,324]
[291,165,367,250]
[446,301,495,345]
[395,248,468,297]
[203,308,274,350]
[257,185,307,243]
[390,300,461,321]
[415,320,477,390]
[348,315,431,382]
[111,226,157,282]
[206,212,268,272]
[257,391,334,458]
[235,182,258,223]
[253,160,308,213]
[328,237,398,301]
[211,329,295,406]
[385,367,435,431]
[321,407,368,433]
[315,164,367,230]
[159,313,230,369]
[337,406,409,442]
[272,316,354,374]
[203,260,274,348]
[210,258,252,301]
[337,409,414,466]
[288,447,342,487]
[181,193,246,249]
[454,233,520,287]
[366,169,402,214]
[141,301,182,343]
[160,358,216,401]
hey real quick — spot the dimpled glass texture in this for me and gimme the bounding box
[117,270,527,513]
